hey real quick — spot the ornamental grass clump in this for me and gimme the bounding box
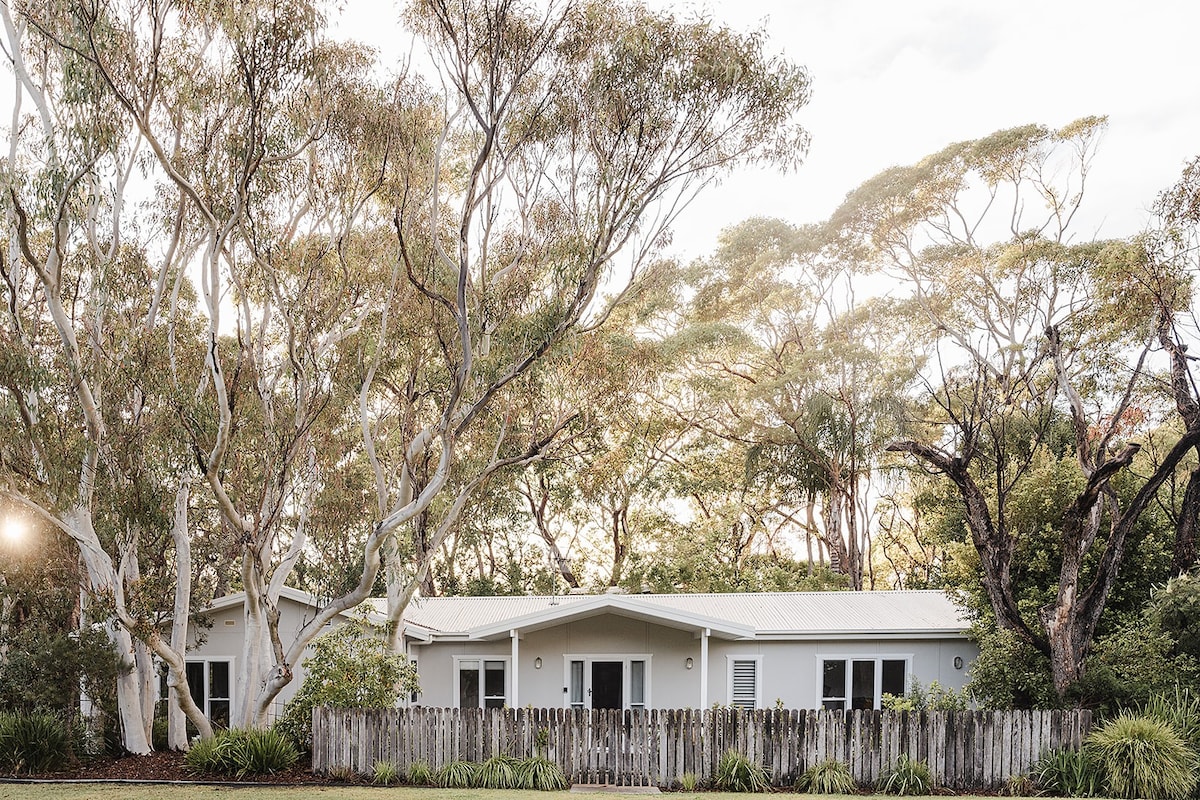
[1086,712,1198,800]
[0,711,74,774]
[1030,747,1103,797]
[795,758,856,794]
[372,760,400,785]
[877,754,932,795]
[407,759,434,785]
[475,754,521,789]
[435,759,478,788]
[714,749,770,792]
[516,755,570,790]
[184,729,298,777]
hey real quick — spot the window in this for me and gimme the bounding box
[163,660,232,731]
[630,660,646,709]
[727,656,762,709]
[820,657,908,711]
[455,658,508,709]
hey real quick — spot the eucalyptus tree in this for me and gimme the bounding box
[826,117,1200,696]
[0,0,227,750]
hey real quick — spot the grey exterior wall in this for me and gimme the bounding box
[410,611,978,710]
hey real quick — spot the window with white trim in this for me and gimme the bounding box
[161,660,232,730]
[820,657,907,710]
[455,658,508,709]
[563,655,652,710]
[727,655,762,709]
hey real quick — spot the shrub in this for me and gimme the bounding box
[475,754,521,788]
[1030,748,1103,797]
[1143,685,1200,751]
[795,759,856,794]
[276,618,419,750]
[1002,773,1037,796]
[1085,712,1197,800]
[0,711,74,774]
[877,754,932,795]
[407,758,434,785]
[372,760,400,785]
[516,755,570,790]
[714,749,770,792]
[436,759,478,788]
[184,729,299,777]
[679,771,699,791]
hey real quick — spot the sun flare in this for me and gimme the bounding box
[1,518,27,545]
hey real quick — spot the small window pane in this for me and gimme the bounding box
[209,662,230,700]
[630,661,645,707]
[209,699,230,729]
[459,663,480,708]
[570,661,584,707]
[822,660,846,699]
[851,660,875,710]
[882,660,906,698]
[186,662,205,708]
[484,661,505,699]
[822,699,845,711]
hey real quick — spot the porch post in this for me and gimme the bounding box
[699,627,709,709]
[510,629,519,707]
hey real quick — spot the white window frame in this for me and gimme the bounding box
[166,658,235,726]
[817,654,912,711]
[452,656,511,709]
[561,654,653,710]
[725,654,763,709]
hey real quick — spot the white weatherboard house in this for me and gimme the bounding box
[181,588,976,723]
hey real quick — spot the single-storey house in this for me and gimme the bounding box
[181,588,975,723]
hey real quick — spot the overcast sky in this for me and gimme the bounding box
[352,1,1200,258]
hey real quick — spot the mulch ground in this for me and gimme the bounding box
[37,751,354,785]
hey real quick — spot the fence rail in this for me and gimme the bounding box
[311,706,1092,790]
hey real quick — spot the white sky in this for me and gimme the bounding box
[340,0,1200,258]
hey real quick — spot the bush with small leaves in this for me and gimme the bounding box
[1030,748,1103,797]
[877,754,932,796]
[372,760,400,785]
[407,759,434,786]
[436,759,478,788]
[714,749,770,792]
[795,759,856,794]
[0,711,75,774]
[516,755,570,790]
[1086,712,1198,800]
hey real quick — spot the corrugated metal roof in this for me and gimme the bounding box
[395,590,967,636]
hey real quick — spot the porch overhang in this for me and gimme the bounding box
[465,595,754,641]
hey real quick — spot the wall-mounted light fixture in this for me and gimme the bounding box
[535,657,543,669]
[953,656,963,670]
[685,657,694,670]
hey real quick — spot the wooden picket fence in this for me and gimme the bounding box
[311,706,1092,789]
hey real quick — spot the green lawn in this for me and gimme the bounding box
[0,788,1007,800]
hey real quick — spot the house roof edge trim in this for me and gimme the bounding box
[466,594,757,641]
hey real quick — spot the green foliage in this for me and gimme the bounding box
[0,618,121,723]
[1143,686,1200,751]
[966,626,1059,709]
[679,771,699,791]
[516,756,570,791]
[0,711,75,774]
[435,759,478,788]
[474,754,520,788]
[276,618,418,749]
[1031,748,1103,797]
[183,729,298,777]
[1085,712,1198,799]
[407,759,433,786]
[877,754,932,795]
[795,758,856,794]
[883,677,969,712]
[372,760,400,785]
[713,749,770,792]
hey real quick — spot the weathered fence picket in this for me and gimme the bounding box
[311,707,1092,790]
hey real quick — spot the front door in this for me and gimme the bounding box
[591,661,623,710]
